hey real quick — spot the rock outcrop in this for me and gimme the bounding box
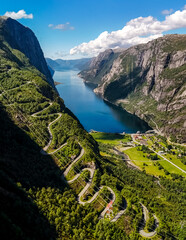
[80,35,186,142]
[0,16,55,88]
[79,48,125,87]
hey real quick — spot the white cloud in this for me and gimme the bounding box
[55,50,69,58]
[70,8,186,56]
[4,10,33,20]
[162,9,173,15]
[48,22,74,31]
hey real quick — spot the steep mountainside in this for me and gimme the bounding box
[46,57,91,71]
[0,19,185,240]
[0,16,55,88]
[79,49,124,87]
[81,35,186,142]
[0,17,99,239]
[47,64,55,76]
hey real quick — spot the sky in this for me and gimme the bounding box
[1,0,186,59]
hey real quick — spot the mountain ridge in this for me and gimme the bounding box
[0,18,185,240]
[46,57,92,71]
[79,48,125,87]
[80,34,186,143]
[0,16,55,88]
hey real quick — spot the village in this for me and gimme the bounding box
[91,131,186,179]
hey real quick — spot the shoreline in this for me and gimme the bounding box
[54,81,63,86]
[78,73,153,134]
[89,130,156,136]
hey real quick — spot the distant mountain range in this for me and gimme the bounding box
[0,16,185,240]
[79,35,186,143]
[46,57,92,72]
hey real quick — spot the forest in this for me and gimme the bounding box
[0,38,185,240]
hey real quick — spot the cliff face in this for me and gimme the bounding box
[82,35,186,142]
[47,64,55,76]
[0,16,55,88]
[0,16,100,239]
[79,49,124,87]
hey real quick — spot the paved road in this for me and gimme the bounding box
[99,186,116,218]
[63,147,85,176]
[41,142,67,155]
[113,147,140,170]
[139,204,159,238]
[31,101,159,232]
[31,102,52,117]
[111,209,126,222]
[0,81,31,97]
[77,167,95,204]
[30,99,122,221]
[65,160,127,220]
[67,167,94,183]
[65,160,120,219]
[43,113,62,151]
[31,103,67,154]
[131,134,186,174]
[152,148,186,174]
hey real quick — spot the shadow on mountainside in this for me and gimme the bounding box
[0,104,67,240]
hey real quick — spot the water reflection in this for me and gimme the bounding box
[55,70,151,133]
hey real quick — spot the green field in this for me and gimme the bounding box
[159,160,186,176]
[91,132,131,145]
[124,147,166,177]
[164,153,186,171]
[124,147,186,177]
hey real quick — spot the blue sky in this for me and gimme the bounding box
[1,0,186,59]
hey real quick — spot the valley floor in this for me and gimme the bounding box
[91,131,186,179]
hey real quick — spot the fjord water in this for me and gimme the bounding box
[55,70,150,133]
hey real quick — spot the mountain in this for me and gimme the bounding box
[47,64,55,76]
[0,16,55,88]
[0,16,99,239]
[0,17,185,240]
[80,35,186,143]
[79,48,125,87]
[46,57,92,71]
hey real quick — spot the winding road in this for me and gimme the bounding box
[0,81,31,97]
[0,79,167,237]
[139,204,159,238]
[30,101,159,236]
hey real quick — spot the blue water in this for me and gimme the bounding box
[55,70,150,133]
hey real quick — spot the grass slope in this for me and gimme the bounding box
[0,37,186,240]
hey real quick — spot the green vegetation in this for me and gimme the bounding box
[120,54,137,75]
[0,31,186,240]
[84,35,186,143]
[97,149,186,240]
[91,132,131,145]
[28,188,99,240]
[124,147,167,177]
[163,35,186,52]
[90,132,186,239]
[0,37,100,239]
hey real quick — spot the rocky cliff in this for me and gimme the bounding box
[0,16,55,88]
[81,35,186,142]
[79,48,124,87]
